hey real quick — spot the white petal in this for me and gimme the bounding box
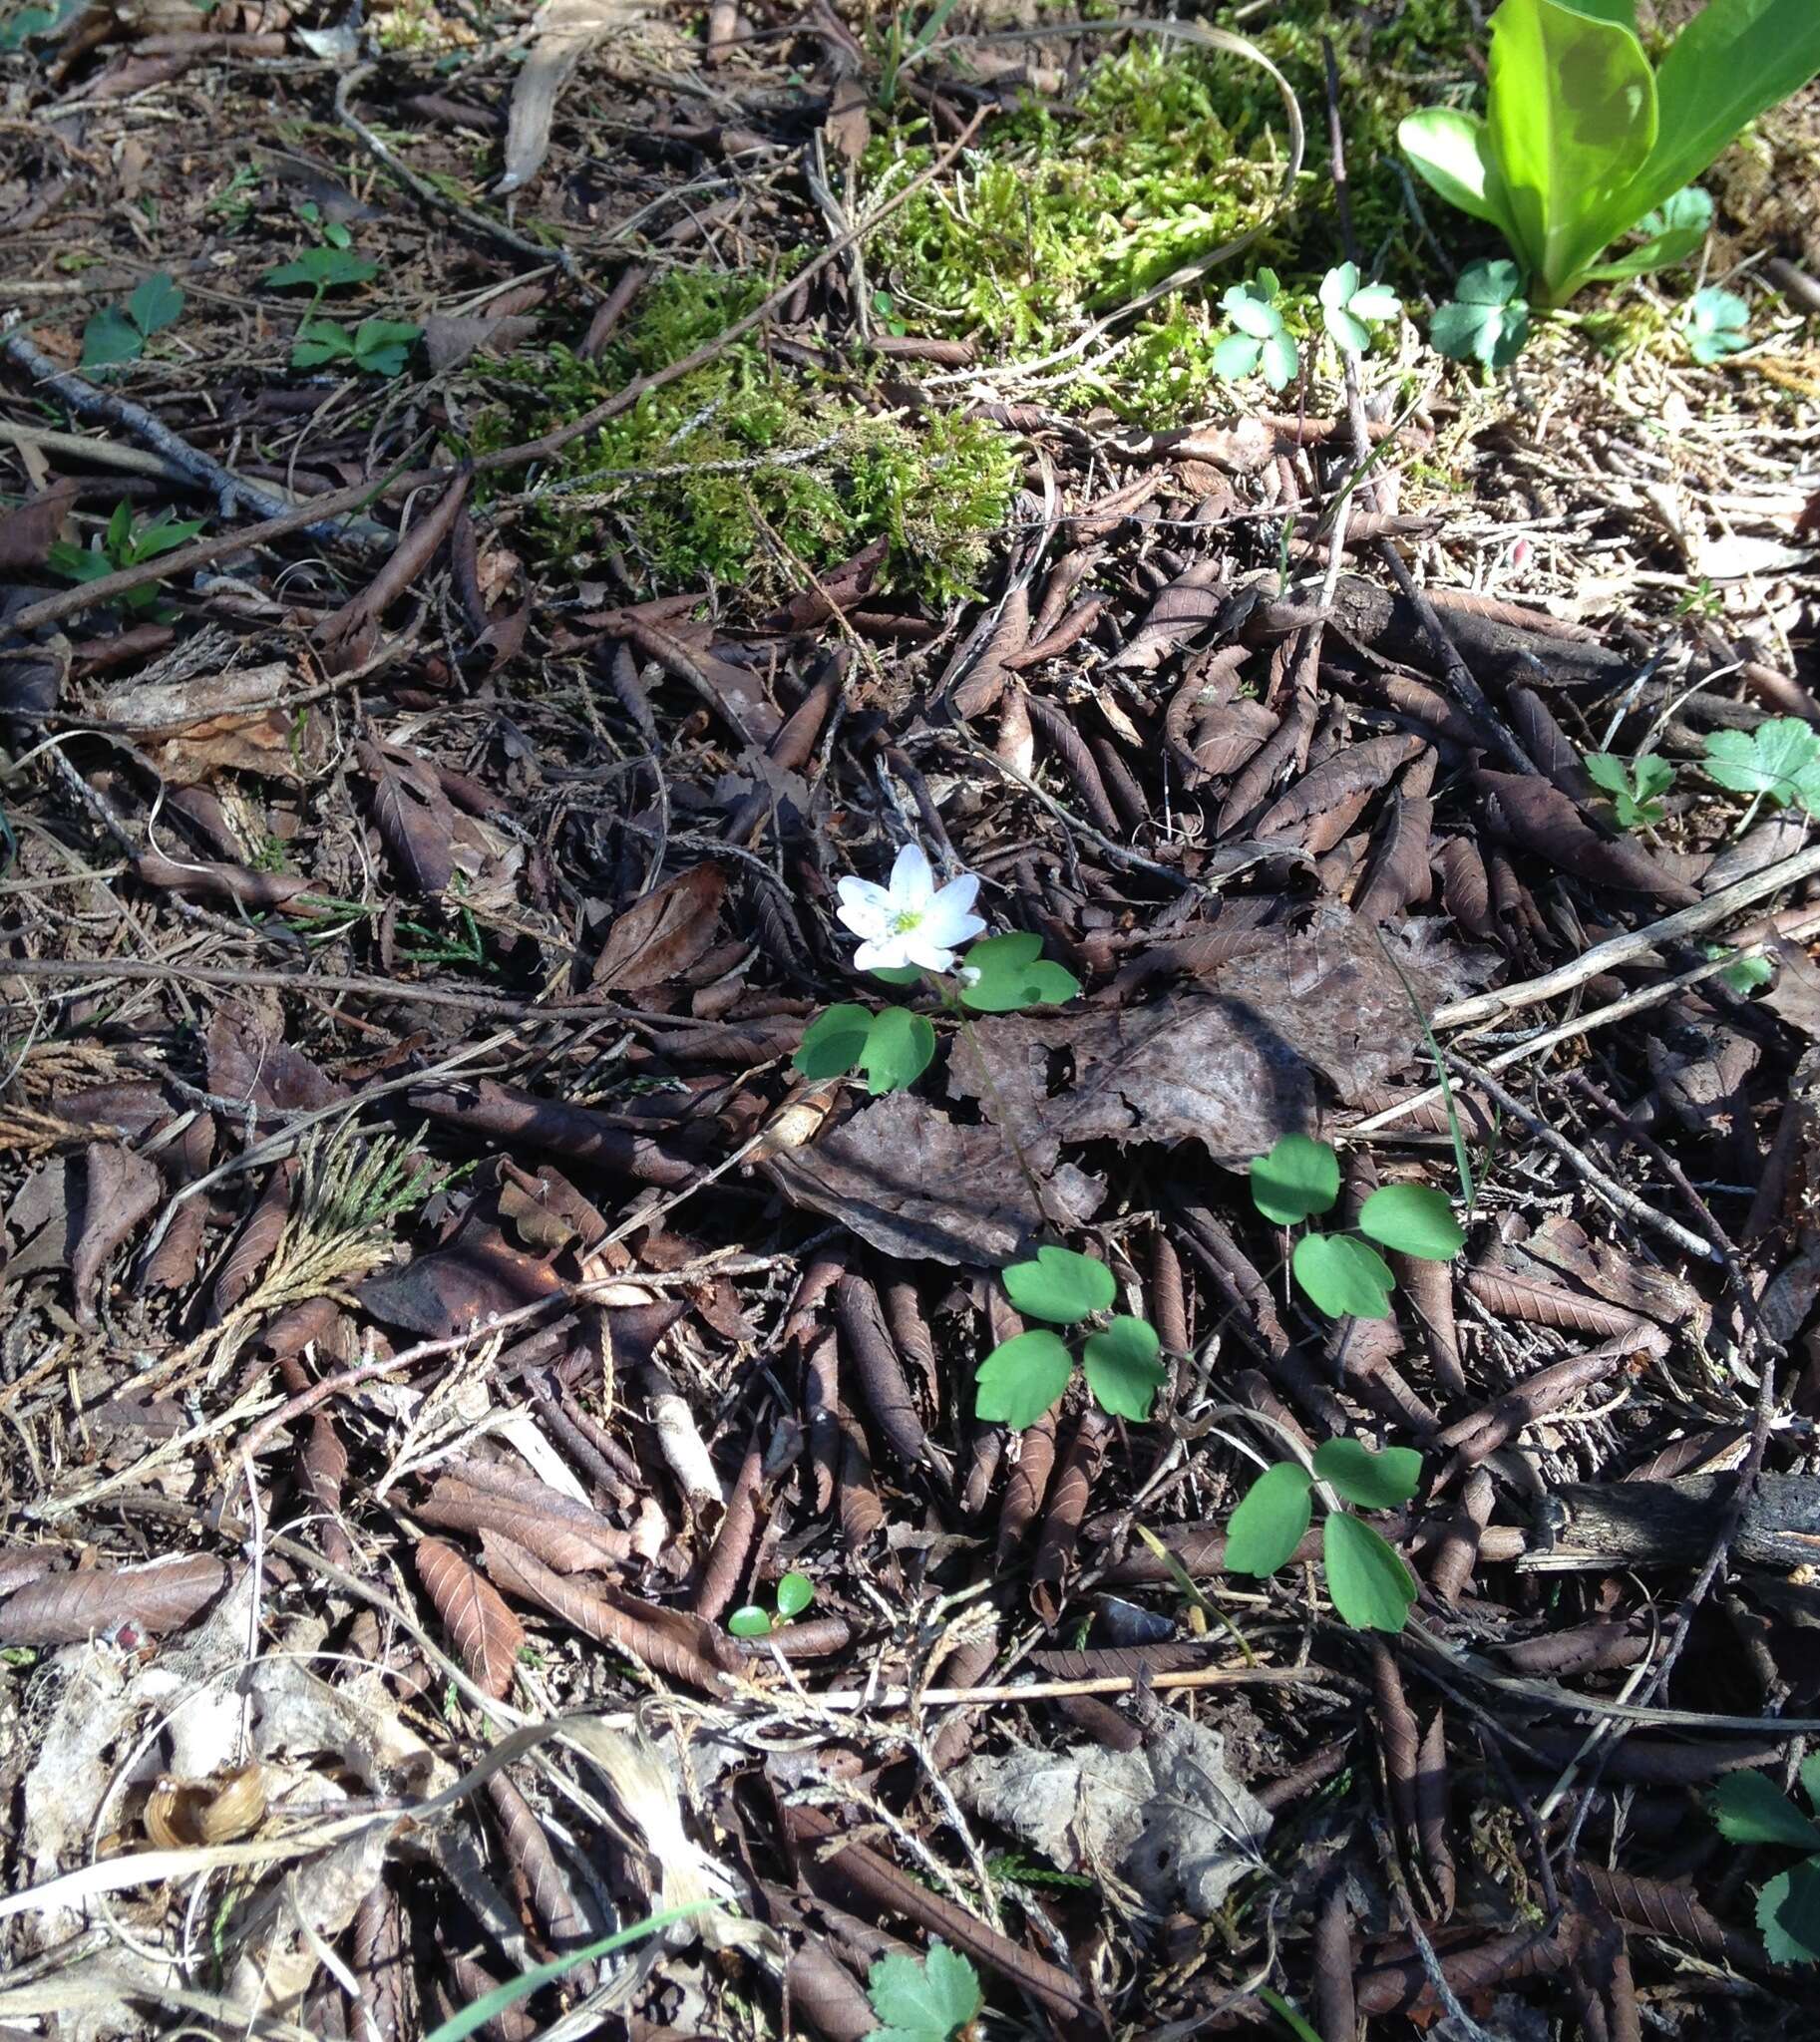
[901,933,959,973]
[889,842,934,909]
[919,897,986,949]
[853,935,910,972]
[931,871,981,917]
[836,878,893,939]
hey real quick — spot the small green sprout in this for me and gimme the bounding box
[81,272,184,372]
[263,213,379,292]
[1214,272,1297,392]
[48,501,205,617]
[291,317,422,378]
[974,1245,1166,1429]
[1683,285,1750,365]
[1317,262,1401,356]
[1429,258,1531,369]
[1584,749,1674,830]
[1707,944,1774,997]
[1250,1135,1464,1322]
[727,1570,815,1640]
[1227,1437,1422,1633]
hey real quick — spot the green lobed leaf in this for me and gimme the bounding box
[1348,284,1401,323]
[1291,1232,1395,1320]
[1081,1315,1166,1422]
[1703,720,1820,812]
[1322,1511,1418,1632]
[351,317,422,376]
[1003,1244,1116,1324]
[1458,257,1525,309]
[1323,304,1371,355]
[793,1003,874,1080]
[1312,1438,1423,1512]
[866,1941,984,2042]
[80,307,144,370]
[290,317,358,368]
[1251,1134,1340,1226]
[1357,1184,1465,1261]
[1224,1460,1314,1576]
[958,931,1080,1012]
[1213,333,1263,381]
[860,1006,936,1095]
[1713,1770,1820,1850]
[1222,281,1282,339]
[263,245,379,291]
[1319,261,1359,311]
[1583,751,1632,798]
[127,272,184,336]
[726,1605,773,1638]
[1758,1860,1820,1966]
[1685,285,1750,364]
[774,1570,814,1620]
[974,1329,1074,1429]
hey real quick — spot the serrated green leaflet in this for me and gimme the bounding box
[1312,1439,1422,1512]
[860,1007,935,1095]
[974,1329,1073,1428]
[1250,1134,1339,1225]
[1713,1770,1820,1850]
[1225,1461,1313,1575]
[1703,720,1820,812]
[793,1004,873,1080]
[1357,1184,1465,1261]
[1291,1233,1394,1320]
[866,1941,983,2042]
[958,932,1080,1012]
[1003,1245,1115,1324]
[1758,1859,1820,1965]
[1081,1315,1165,1421]
[1322,1512,1417,1632]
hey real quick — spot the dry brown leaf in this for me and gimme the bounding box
[0,1552,227,1645]
[498,0,650,192]
[591,862,728,990]
[416,1538,525,1698]
[70,1142,162,1329]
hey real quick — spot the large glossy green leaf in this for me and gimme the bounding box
[1605,0,1820,262]
[1486,0,1657,303]
[1397,108,1520,242]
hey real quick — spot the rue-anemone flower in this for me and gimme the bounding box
[835,843,984,975]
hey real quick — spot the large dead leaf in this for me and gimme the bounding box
[763,1091,1103,1266]
[101,661,314,785]
[0,1553,227,1646]
[498,0,652,192]
[416,1538,525,1699]
[949,992,1317,1169]
[591,862,728,990]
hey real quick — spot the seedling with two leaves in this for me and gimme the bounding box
[81,272,184,372]
[1227,1437,1422,1634]
[1250,1134,1465,1322]
[48,501,204,618]
[863,1940,981,2042]
[1584,749,1674,831]
[794,932,1080,1097]
[726,1569,814,1640]
[1712,1762,1820,1963]
[974,1246,1166,1429]
[263,208,420,377]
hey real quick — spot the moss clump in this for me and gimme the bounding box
[469,270,1018,608]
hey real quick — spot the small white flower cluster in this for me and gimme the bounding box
[835,844,984,975]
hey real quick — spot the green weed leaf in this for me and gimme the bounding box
[1708,945,1773,997]
[264,245,379,291]
[726,1605,773,1638]
[793,1004,874,1080]
[1312,1438,1422,1512]
[1322,1512,1417,1632]
[1081,1315,1166,1421]
[1758,1860,1820,1965]
[774,1570,814,1620]
[865,1941,983,2042]
[1684,284,1749,364]
[351,317,422,376]
[1585,749,1674,829]
[974,1330,1074,1429]
[860,1007,936,1095]
[290,317,357,368]
[1225,1461,1313,1576]
[80,308,143,371]
[958,932,1080,1012]
[128,272,184,335]
[1003,1245,1115,1324]
[1250,1134,1339,1225]
[1291,1233,1395,1320]
[1429,258,1531,367]
[1703,719,1820,813]
[1714,1770,1820,1850]
[1357,1185,1465,1261]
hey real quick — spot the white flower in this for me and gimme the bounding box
[835,843,985,975]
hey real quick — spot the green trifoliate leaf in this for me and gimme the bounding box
[774,1570,814,1620]
[793,1004,874,1080]
[860,1006,936,1095]
[1322,1511,1417,1631]
[1312,1438,1423,1512]
[958,932,1080,1012]
[1250,1134,1340,1225]
[1222,281,1282,338]
[1456,257,1524,308]
[1703,720,1820,812]
[1684,284,1749,364]
[1081,1315,1166,1421]
[1003,1244,1116,1324]
[1291,1232,1395,1320]
[1224,1460,1313,1576]
[974,1330,1074,1429]
[1323,304,1371,355]
[865,1942,984,2042]
[1357,1184,1465,1260]
[1714,1770,1820,1850]
[1758,1860,1820,1966]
